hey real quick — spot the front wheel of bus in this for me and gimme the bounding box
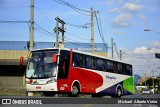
[69,84,80,97]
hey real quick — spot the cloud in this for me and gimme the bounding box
[139,14,147,22]
[133,46,149,54]
[110,2,144,28]
[106,0,115,5]
[109,8,120,13]
[122,3,143,13]
[112,13,132,27]
[133,44,160,55]
[151,41,160,48]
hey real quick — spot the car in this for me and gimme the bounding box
[142,89,151,95]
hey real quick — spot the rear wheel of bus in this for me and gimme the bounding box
[116,88,122,97]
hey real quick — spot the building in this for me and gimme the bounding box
[0,41,108,90]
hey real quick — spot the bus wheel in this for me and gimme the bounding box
[116,88,122,98]
[69,84,80,97]
[43,92,55,97]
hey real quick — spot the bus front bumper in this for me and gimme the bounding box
[26,82,58,92]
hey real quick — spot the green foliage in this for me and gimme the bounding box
[142,78,160,90]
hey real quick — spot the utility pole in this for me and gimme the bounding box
[55,17,59,48]
[29,0,34,51]
[27,0,34,97]
[120,50,122,61]
[54,17,65,48]
[91,8,94,54]
[111,38,114,59]
[62,22,65,45]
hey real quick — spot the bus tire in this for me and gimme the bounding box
[43,91,55,97]
[116,88,122,98]
[69,84,80,97]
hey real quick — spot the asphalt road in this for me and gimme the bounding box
[0,93,160,107]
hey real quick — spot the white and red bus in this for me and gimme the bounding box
[22,48,134,97]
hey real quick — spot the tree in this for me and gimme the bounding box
[142,78,160,90]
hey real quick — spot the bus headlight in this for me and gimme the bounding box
[47,79,57,84]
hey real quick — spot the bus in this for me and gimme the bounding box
[20,48,134,97]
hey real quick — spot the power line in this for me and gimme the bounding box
[65,31,90,41]
[65,22,89,28]
[53,0,90,12]
[35,22,89,46]
[34,6,55,25]
[94,12,108,51]
[51,0,90,16]
[34,27,55,37]
[0,20,29,24]
[34,22,55,37]
[0,6,29,8]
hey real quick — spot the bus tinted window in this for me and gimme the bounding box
[93,58,96,69]
[104,61,107,72]
[107,60,113,72]
[117,63,123,74]
[126,65,132,75]
[97,59,104,71]
[86,56,93,69]
[74,53,82,67]
[113,62,118,73]
[58,50,70,79]
[82,55,86,68]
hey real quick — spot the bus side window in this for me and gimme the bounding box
[86,56,93,69]
[74,53,82,67]
[123,64,126,74]
[96,59,103,71]
[117,63,123,74]
[126,65,132,76]
[82,55,86,68]
[93,58,96,69]
[104,61,107,72]
[113,62,118,73]
[107,60,113,72]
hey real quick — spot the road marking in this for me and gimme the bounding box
[81,104,93,107]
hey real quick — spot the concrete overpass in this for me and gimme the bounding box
[0,50,29,90]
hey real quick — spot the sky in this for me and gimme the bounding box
[0,0,160,77]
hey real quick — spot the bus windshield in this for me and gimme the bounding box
[26,50,58,79]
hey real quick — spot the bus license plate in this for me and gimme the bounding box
[36,86,41,89]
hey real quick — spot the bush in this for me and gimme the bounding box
[155,90,160,94]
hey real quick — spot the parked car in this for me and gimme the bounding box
[142,89,151,95]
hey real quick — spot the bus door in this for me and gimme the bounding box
[57,50,70,92]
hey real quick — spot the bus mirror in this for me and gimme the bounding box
[20,57,24,65]
[53,54,57,63]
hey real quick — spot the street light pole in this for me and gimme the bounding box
[144,29,160,36]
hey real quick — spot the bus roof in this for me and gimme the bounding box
[33,48,132,65]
